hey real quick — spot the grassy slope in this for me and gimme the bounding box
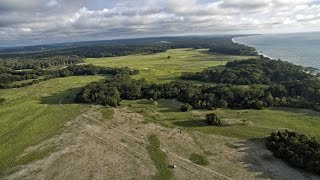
[122,99,320,140]
[86,48,320,140]
[1,48,320,177]
[0,76,103,174]
[85,48,254,83]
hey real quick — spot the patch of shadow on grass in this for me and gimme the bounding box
[172,119,233,128]
[172,120,208,127]
[40,87,82,105]
[268,107,320,117]
[237,138,320,180]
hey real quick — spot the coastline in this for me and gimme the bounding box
[232,35,275,60]
[232,35,320,74]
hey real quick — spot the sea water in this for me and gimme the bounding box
[233,32,320,69]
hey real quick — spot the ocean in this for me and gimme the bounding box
[233,32,320,70]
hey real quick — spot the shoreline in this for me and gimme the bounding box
[232,36,275,60]
[232,35,320,73]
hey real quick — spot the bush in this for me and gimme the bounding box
[0,98,5,105]
[180,103,192,112]
[189,153,209,166]
[206,113,222,126]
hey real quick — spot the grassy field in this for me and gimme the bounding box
[85,48,255,83]
[0,76,103,174]
[121,99,320,139]
[1,48,320,179]
[85,48,320,140]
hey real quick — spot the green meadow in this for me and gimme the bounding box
[85,48,254,83]
[121,99,320,139]
[1,48,320,176]
[0,76,103,174]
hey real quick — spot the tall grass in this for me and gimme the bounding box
[147,134,172,180]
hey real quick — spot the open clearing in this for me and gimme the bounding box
[1,48,320,179]
[85,48,255,83]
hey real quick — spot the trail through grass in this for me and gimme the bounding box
[147,134,172,180]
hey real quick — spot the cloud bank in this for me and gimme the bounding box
[0,0,319,46]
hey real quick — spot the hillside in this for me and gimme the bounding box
[1,47,320,179]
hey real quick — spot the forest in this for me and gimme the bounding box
[0,56,138,89]
[0,36,257,58]
[266,130,320,174]
[75,73,320,111]
[180,58,317,85]
[181,58,320,111]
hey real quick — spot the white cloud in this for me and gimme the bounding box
[0,0,319,46]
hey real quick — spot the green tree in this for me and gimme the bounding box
[206,113,222,126]
[180,103,192,112]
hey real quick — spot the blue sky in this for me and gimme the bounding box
[0,0,320,46]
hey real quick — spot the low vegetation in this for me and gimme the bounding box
[189,153,209,166]
[146,134,172,180]
[0,98,5,105]
[266,130,320,175]
[180,103,192,112]
[206,113,222,126]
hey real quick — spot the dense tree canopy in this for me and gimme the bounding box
[76,75,319,111]
[0,36,257,59]
[266,130,320,175]
[0,61,139,89]
[181,58,320,111]
[181,58,316,85]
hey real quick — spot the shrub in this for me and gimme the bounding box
[180,103,192,112]
[206,113,222,126]
[189,153,209,166]
[240,118,248,125]
[0,98,5,105]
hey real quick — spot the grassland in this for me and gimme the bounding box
[85,48,255,83]
[0,76,103,174]
[121,99,320,139]
[1,48,320,179]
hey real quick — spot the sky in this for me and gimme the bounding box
[0,0,320,47]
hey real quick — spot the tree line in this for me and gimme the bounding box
[0,36,258,59]
[181,58,320,111]
[0,64,139,89]
[75,75,319,111]
[181,58,316,85]
[266,130,320,175]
